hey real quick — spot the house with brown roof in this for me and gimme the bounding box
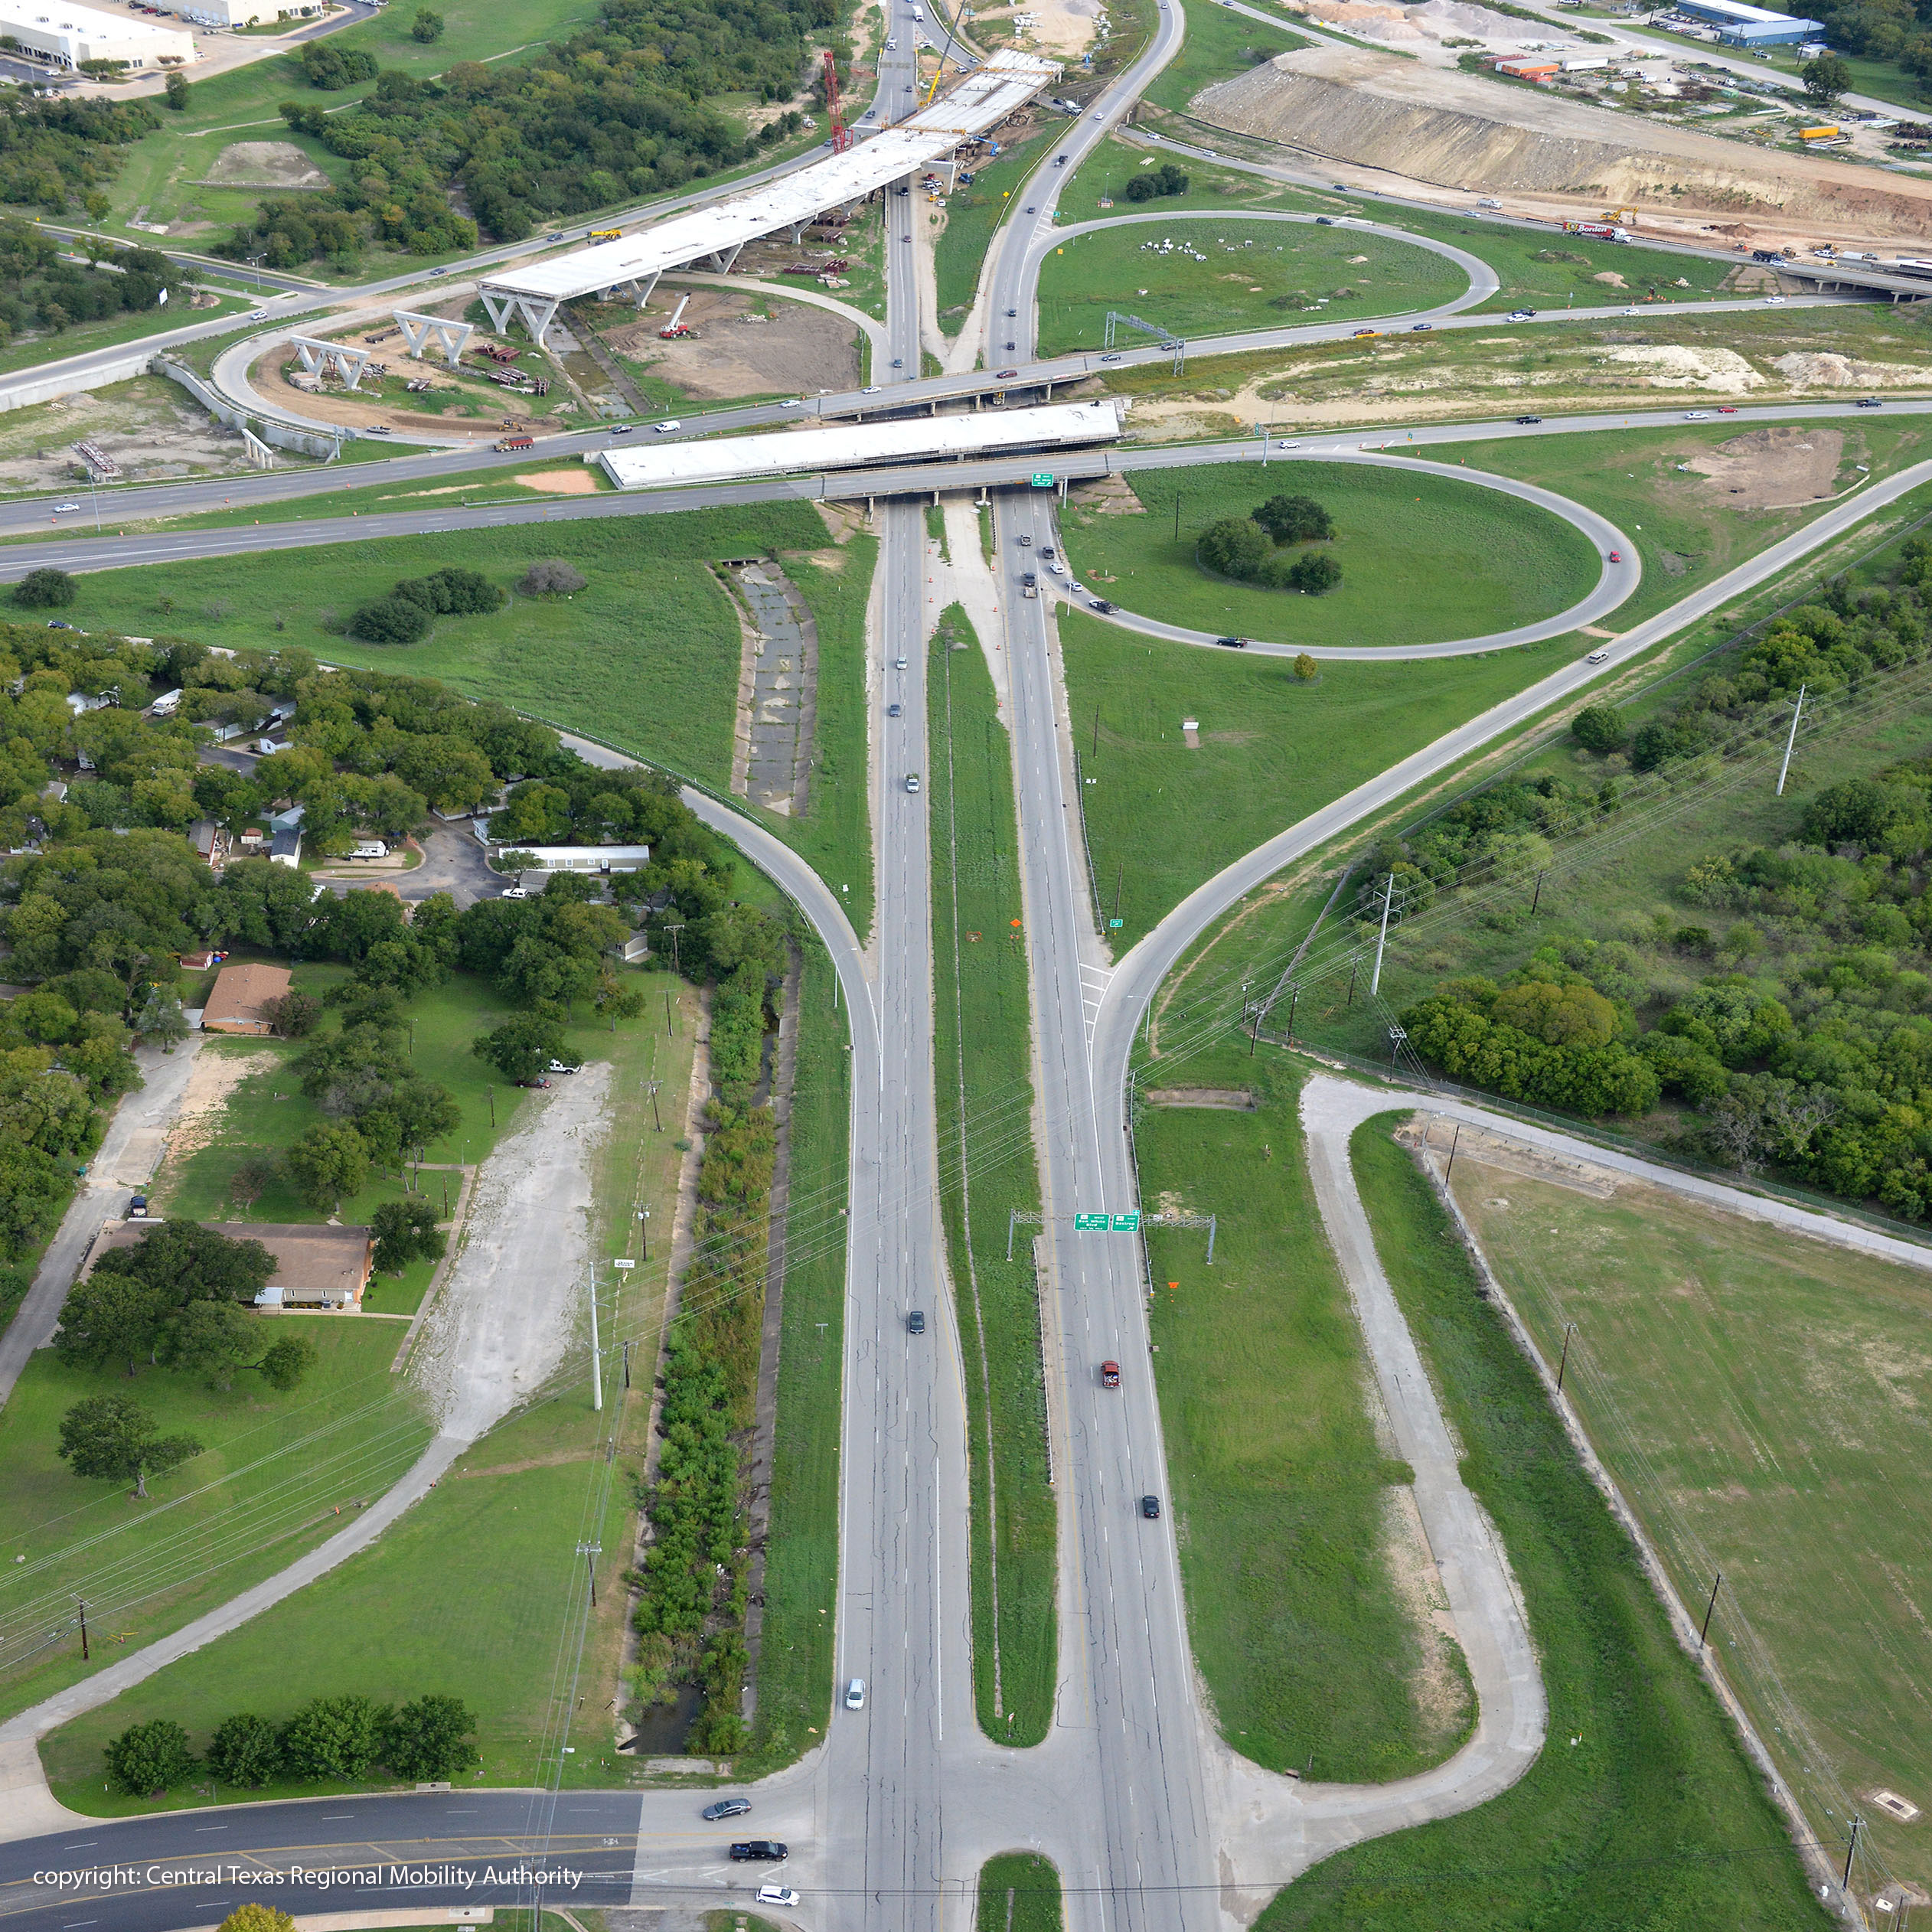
[88,1220,374,1310]
[201,962,292,1035]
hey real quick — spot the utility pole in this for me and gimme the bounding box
[588,1269,602,1413]
[665,990,674,1037]
[1346,959,1358,1008]
[663,922,684,977]
[1844,1814,1863,1891]
[1444,1121,1460,1182]
[647,1077,663,1132]
[487,1087,495,1128]
[1369,870,1395,998]
[577,1540,602,1608]
[1556,1322,1578,1391]
[1776,682,1806,796]
[1092,706,1099,757]
[1173,492,1182,542]
[1699,1570,1724,1651]
[1285,984,1299,1046]
[1530,870,1545,916]
[1114,860,1123,922]
[622,1339,633,1390]
[638,1206,651,1262]
[77,1597,87,1663]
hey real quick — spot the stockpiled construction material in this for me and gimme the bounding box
[1194,46,1932,240]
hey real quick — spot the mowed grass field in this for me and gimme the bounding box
[1035,220,1464,355]
[1251,1118,1829,1931]
[1056,605,1571,945]
[1139,1053,1471,1781]
[1061,462,1598,647]
[1140,4,1308,113]
[1453,1162,1932,1897]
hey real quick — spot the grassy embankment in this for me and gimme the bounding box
[1249,1117,1830,1930]
[28,505,877,936]
[928,606,1057,1744]
[934,127,1057,340]
[1140,4,1308,113]
[37,972,703,1807]
[739,940,850,1773]
[1061,459,1598,645]
[0,292,253,381]
[1138,1051,1472,1778]
[979,1854,1064,1932]
[1035,220,1464,356]
[1454,1161,1932,1896]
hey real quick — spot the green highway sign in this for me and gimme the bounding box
[1031,472,1055,488]
[1111,1213,1141,1232]
[1108,918,1124,928]
[1074,1212,1110,1231]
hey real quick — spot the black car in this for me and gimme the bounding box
[1006,307,1018,317]
[1141,1495,1161,1519]
[1089,599,1116,613]
[703,1798,752,1821]
[1515,414,1542,425]
[1214,635,1247,649]
[731,1842,788,1862]
[1314,216,1336,227]
[908,1309,926,1333]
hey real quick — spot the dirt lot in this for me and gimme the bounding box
[970,0,1101,60]
[1684,424,1846,507]
[1196,44,1932,252]
[262,338,574,440]
[0,374,281,490]
[195,140,330,190]
[605,282,861,400]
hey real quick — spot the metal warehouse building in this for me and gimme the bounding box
[1669,0,1824,46]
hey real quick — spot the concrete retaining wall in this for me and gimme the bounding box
[0,347,157,412]
[151,355,344,460]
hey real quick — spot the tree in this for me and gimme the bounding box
[491,849,541,885]
[281,1694,386,1780]
[348,596,431,645]
[136,987,190,1048]
[218,1908,297,1932]
[1801,51,1851,103]
[1253,493,1333,543]
[55,1272,171,1377]
[163,68,189,109]
[104,1718,195,1797]
[162,1297,257,1389]
[283,1121,369,1211]
[370,1196,446,1274]
[411,6,445,39]
[91,1219,276,1310]
[257,1330,315,1392]
[383,1694,478,1780]
[58,1394,201,1498]
[1571,702,1627,754]
[260,990,322,1038]
[206,1713,282,1789]
[1196,517,1271,580]
[230,1154,279,1208]
[518,560,586,597]
[14,567,75,609]
[1286,551,1343,595]
[472,1011,566,1084]
[1122,161,1187,201]
[1292,652,1318,682]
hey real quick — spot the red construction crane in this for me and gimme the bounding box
[822,48,851,153]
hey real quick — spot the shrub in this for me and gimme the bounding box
[1122,162,1188,201]
[1197,517,1271,579]
[1293,652,1318,681]
[410,7,445,39]
[1571,702,1627,753]
[15,567,75,609]
[518,560,587,597]
[260,990,321,1037]
[383,1693,478,1780]
[206,1712,283,1789]
[1287,550,1343,595]
[393,567,504,616]
[348,596,430,645]
[104,1718,195,1796]
[217,1909,296,1932]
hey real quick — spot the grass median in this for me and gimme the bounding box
[1060,461,1598,647]
[1252,1114,1828,1930]
[1138,1052,1472,1780]
[929,605,1057,1746]
[1036,219,1464,355]
[979,1853,1064,1932]
[935,126,1058,340]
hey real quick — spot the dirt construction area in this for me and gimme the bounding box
[408,1064,613,1443]
[610,282,862,400]
[1684,425,1846,507]
[0,374,283,491]
[1196,45,1932,250]
[195,140,331,190]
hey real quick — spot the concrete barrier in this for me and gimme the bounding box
[151,354,345,461]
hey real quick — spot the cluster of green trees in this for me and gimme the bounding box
[0,222,171,349]
[0,93,158,222]
[1197,493,1343,595]
[104,1692,478,1797]
[346,565,504,645]
[629,910,787,1755]
[1123,162,1189,202]
[225,0,835,265]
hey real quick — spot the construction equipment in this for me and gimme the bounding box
[658,292,693,338]
[823,49,850,154]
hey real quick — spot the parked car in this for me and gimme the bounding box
[127,1194,149,1219]
[517,1077,552,1089]
[702,1798,752,1821]
[500,885,528,899]
[548,1059,581,1074]
[729,1842,788,1862]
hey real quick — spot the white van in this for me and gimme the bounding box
[655,419,682,433]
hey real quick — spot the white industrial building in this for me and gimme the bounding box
[478,48,1059,348]
[596,400,1124,491]
[173,0,325,28]
[0,0,197,66]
